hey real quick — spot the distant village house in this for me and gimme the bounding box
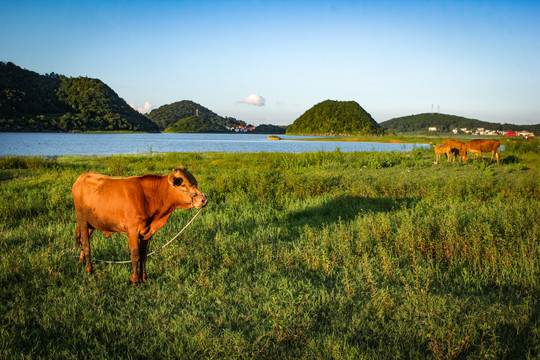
[224,125,256,133]
[427,125,534,137]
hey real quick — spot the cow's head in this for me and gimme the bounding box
[459,150,469,162]
[168,166,208,209]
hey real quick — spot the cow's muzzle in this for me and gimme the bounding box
[193,193,208,209]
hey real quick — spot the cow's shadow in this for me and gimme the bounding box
[283,195,416,231]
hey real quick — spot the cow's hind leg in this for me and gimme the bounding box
[76,225,93,262]
[77,216,94,274]
[127,232,140,285]
[139,237,150,283]
[76,223,82,261]
[80,228,93,262]
[489,149,499,164]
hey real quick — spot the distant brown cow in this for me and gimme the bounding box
[431,144,452,164]
[443,139,466,162]
[72,166,207,284]
[462,139,501,165]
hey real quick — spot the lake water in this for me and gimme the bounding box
[0,132,429,156]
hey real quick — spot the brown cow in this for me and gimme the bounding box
[443,138,466,162]
[72,166,207,284]
[431,143,452,164]
[462,139,501,165]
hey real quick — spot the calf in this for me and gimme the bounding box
[431,144,453,164]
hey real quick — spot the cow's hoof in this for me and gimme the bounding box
[130,275,139,285]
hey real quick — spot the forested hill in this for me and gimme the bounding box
[147,100,246,132]
[380,113,540,134]
[286,100,384,136]
[0,62,159,132]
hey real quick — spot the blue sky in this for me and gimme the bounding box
[1,0,539,126]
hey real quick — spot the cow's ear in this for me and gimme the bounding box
[168,173,175,186]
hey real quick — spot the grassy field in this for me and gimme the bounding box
[1,142,539,359]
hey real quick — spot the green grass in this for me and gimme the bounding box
[1,148,539,359]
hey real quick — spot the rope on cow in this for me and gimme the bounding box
[92,207,203,264]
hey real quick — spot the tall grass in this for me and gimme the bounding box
[0,147,538,359]
[503,138,539,154]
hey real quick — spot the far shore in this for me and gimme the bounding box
[283,134,511,144]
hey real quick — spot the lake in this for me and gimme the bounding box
[0,132,429,156]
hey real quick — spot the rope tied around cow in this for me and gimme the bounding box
[33,207,203,264]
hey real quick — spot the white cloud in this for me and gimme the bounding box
[238,94,266,106]
[129,101,153,114]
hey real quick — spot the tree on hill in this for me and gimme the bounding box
[146,100,246,131]
[163,115,230,133]
[286,100,384,136]
[0,61,159,132]
[0,61,68,118]
[146,100,219,130]
[56,76,159,132]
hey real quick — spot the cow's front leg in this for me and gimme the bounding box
[139,237,150,283]
[128,232,140,285]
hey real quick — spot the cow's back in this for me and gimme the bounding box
[72,172,100,207]
[434,144,450,154]
[72,172,117,208]
[72,172,150,233]
[443,139,465,150]
[466,139,500,152]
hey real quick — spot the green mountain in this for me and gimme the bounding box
[286,100,384,136]
[380,113,540,134]
[147,100,246,132]
[0,62,159,132]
